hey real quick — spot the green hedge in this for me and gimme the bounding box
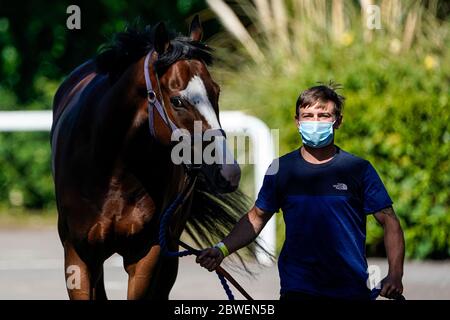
[0,132,54,209]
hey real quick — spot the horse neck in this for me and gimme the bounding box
[117,120,189,211]
[88,57,189,213]
[89,59,146,172]
[143,141,186,197]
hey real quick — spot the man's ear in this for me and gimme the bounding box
[334,115,343,129]
[189,14,203,42]
[154,22,170,55]
[294,115,300,127]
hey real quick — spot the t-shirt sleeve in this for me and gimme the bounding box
[362,161,393,214]
[255,162,281,213]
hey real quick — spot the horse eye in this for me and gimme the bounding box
[170,97,184,108]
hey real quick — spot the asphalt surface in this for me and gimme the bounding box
[0,228,449,300]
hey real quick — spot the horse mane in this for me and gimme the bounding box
[95,23,213,81]
[186,180,275,275]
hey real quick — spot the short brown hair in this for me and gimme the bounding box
[295,82,345,118]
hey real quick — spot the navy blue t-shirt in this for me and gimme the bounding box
[255,146,392,300]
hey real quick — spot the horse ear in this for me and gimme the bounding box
[189,15,203,42]
[154,22,170,54]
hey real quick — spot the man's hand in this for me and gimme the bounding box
[196,247,224,272]
[380,274,403,299]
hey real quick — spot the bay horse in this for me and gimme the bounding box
[51,16,254,300]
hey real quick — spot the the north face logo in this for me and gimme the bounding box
[333,183,348,191]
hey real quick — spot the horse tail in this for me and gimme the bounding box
[185,182,275,275]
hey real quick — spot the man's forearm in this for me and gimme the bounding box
[222,206,271,254]
[384,220,405,277]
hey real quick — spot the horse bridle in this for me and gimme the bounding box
[144,50,227,152]
[144,50,178,138]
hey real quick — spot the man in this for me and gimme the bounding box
[196,84,405,300]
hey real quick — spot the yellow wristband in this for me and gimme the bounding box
[214,242,229,258]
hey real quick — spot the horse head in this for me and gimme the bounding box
[147,16,241,193]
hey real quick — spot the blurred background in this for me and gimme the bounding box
[0,0,448,299]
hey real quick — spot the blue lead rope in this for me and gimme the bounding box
[158,190,193,258]
[217,272,235,300]
[158,176,235,300]
[370,288,381,300]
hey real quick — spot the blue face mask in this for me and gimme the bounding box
[298,121,335,148]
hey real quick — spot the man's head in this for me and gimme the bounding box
[295,83,345,124]
[294,83,345,148]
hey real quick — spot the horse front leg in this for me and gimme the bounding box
[63,241,106,300]
[147,253,179,300]
[92,266,107,300]
[123,191,192,300]
[124,245,161,300]
[124,244,179,300]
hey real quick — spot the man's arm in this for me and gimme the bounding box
[196,205,274,271]
[373,206,405,299]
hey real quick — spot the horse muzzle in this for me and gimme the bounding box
[200,162,241,194]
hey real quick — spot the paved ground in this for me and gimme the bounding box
[0,228,449,300]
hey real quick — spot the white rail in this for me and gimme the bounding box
[0,111,53,131]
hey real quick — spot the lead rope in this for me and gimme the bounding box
[157,171,235,300]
